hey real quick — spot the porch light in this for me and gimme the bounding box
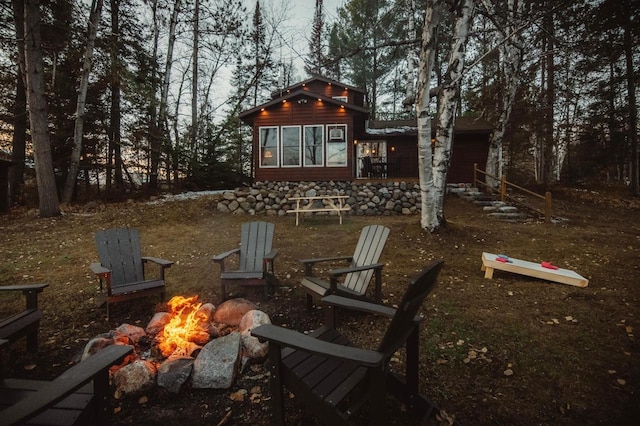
[282,100,287,104]
[354,139,358,145]
[264,150,273,158]
[260,108,265,112]
[390,146,395,152]
[340,105,345,109]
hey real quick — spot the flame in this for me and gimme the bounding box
[157,295,207,357]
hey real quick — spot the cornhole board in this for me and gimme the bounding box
[481,252,589,288]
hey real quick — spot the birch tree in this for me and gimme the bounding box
[62,0,103,203]
[22,0,60,216]
[418,0,475,232]
[416,0,442,231]
[482,0,525,188]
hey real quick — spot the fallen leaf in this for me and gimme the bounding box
[23,364,37,371]
[608,370,616,374]
[565,316,573,321]
[230,389,247,401]
[617,379,626,386]
[504,369,514,376]
[436,358,448,365]
[138,395,148,404]
[113,406,122,414]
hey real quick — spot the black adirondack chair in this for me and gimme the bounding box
[0,343,133,425]
[301,224,390,309]
[91,228,174,320]
[212,221,279,300]
[0,283,48,354]
[251,259,444,425]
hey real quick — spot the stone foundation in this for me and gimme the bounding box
[216,181,424,216]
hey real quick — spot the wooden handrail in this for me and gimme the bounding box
[473,163,552,223]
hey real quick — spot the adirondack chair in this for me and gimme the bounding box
[0,343,133,426]
[251,259,445,425]
[301,224,389,309]
[91,228,174,320]
[212,221,279,300]
[0,283,48,354]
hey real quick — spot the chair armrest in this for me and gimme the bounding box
[90,262,111,277]
[0,344,133,425]
[300,255,353,265]
[0,284,48,294]
[0,284,49,310]
[251,324,383,367]
[141,257,174,268]
[300,256,353,276]
[329,262,384,278]
[322,294,422,322]
[212,248,241,263]
[264,249,279,261]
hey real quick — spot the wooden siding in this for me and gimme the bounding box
[252,99,357,181]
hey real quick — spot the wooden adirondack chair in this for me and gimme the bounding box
[252,259,445,425]
[212,221,279,300]
[0,343,133,426]
[301,224,390,309]
[91,228,174,320]
[0,283,48,354]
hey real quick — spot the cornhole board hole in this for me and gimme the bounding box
[481,252,589,288]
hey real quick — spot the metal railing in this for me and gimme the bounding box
[473,163,553,223]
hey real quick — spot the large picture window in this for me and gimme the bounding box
[326,124,347,167]
[304,125,324,166]
[259,127,278,167]
[281,126,301,166]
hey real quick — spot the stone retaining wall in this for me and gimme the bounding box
[216,181,423,216]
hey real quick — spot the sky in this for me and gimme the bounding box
[265,0,346,79]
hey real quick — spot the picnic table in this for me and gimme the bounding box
[287,195,350,226]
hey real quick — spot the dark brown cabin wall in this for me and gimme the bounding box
[448,134,490,183]
[387,137,419,178]
[251,100,358,182]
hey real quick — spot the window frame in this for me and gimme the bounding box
[326,124,348,167]
[281,125,302,167]
[259,126,279,168]
[303,125,324,167]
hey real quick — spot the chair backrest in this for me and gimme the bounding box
[239,221,275,272]
[95,228,145,288]
[377,259,444,354]
[343,225,390,294]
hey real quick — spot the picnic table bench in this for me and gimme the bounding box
[0,284,49,354]
[287,195,351,226]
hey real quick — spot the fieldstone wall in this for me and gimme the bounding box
[216,181,423,216]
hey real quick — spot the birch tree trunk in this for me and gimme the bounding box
[62,0,103,203]
[416,0,442,232]
[483,0,525,188]
[159,0,181,185]
[23,0,60,217]
[430,0,475,228]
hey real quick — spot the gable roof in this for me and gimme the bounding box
[271,75,367,98]
[239,87,369,122]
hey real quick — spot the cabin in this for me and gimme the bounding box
[239,76,492,183]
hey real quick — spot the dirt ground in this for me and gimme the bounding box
[1,185,639,425]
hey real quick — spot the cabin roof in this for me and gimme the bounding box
[366,117,493,136]
[271,75,367,98]
[239,88,369,122]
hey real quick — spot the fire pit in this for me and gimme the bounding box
[80,296,271,396]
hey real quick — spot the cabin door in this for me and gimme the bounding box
[357,141,387,178]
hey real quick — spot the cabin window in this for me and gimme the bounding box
[304,125,324,166]
[259,126,278,167]
[326,124,347,167]
[281,126,301,167]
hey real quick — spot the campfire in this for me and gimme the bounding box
[81,296,271,396]
[156,295,211,357]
